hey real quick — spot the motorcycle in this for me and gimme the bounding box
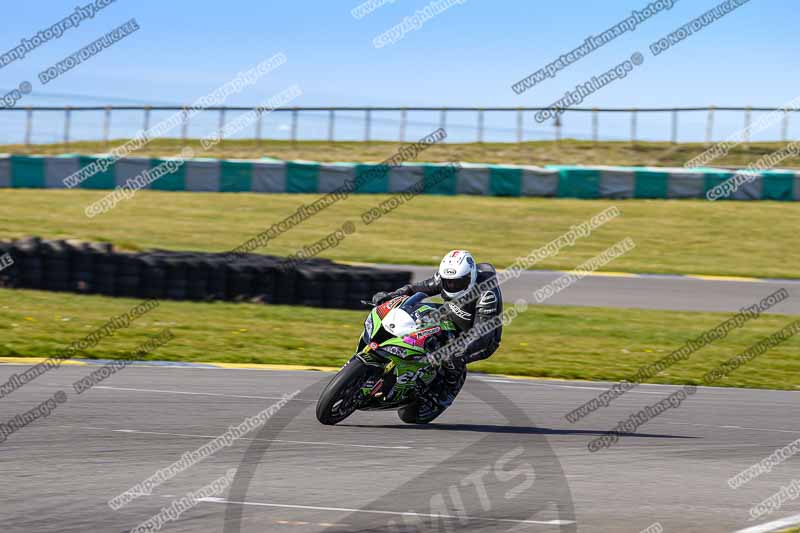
[316,292,458,425]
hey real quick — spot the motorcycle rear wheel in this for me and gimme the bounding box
[398,365,467,424]
[316,358,370,425]
[398,399,442,424]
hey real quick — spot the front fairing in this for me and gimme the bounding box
[356,352,438,408]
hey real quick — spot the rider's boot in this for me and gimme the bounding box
[437,359,467,409]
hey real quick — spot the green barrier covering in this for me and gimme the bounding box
[423,164,457,195]
[220,161,252,192]
[489,167,523,197]
[149,159,186,191]
[703,172,735,201]
[78,156,115,190]
[558,168,601,198]
[633,170,670,199]
[286,161,319,193]
[10,155,45,188]
[761,172,795,201]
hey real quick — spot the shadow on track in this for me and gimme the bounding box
[341,422,698,440]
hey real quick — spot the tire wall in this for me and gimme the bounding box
[0,237,411,310]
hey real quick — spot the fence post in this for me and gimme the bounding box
[516,108,523,143]
[555,114,562,142]
[705,106,715,145]
[743,106,752,147]
[218,107,226,146]
[143,106,151,134]
[782,110,790,142]
[328,109,335,143]
[256,106,263,148]
[364,108,371,142]
[24,107,32,146]
[670,109,678,144]
[103,106,111,149]
[290,107,298,144]
[630,108,637,143]
[64,106,72,146]
[440,109,447,139]
[477,108,484,143]
[592,108,598,142]
[181,107,189,147]
[399,108,407,142]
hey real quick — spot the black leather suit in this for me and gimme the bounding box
[386,262,504,364]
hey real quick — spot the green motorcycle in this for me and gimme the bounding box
[316,293,458,425]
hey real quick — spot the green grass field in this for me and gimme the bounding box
[3,146,798,389]
[1,189,798,278]
[1,288,798,390]
[4,138,800,168]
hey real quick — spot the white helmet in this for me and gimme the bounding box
[438,250,477,300]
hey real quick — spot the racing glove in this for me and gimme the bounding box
[371,286,412,306]
[371,291,390,306]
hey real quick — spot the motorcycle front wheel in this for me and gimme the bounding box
[316,358,370,425]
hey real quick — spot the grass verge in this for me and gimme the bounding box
[4,138,800,168]
[1,189,799,279]
[1,288,798,390]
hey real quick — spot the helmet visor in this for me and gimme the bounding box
[441,275,470,294]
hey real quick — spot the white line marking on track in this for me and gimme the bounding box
[198,497,574,526]
[92,386,316,402]
[544,384,667,395]
[77,426,411,450]
[479,377,706,395]
[664,421,800,434]
[731,426,800,434]
[734,512,800,533]
[486,377,786,395]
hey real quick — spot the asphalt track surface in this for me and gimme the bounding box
[3,364,799,533]
[370,264,800,315]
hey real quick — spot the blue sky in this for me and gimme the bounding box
[0,0,795,143]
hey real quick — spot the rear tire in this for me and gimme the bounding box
[316,358,370,425]
[398,366,467,424]
[398,399,443,424]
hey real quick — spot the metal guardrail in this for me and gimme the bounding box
[2,105,795,146]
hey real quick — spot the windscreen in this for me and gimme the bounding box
[398,292,427,313]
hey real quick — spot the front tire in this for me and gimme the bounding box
[316,358,370,425]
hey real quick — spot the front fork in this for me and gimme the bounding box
[355,351,397,400]
[355,345,437,403]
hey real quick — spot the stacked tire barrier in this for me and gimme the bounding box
[0,237,410,310]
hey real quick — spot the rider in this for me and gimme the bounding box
[371,250,503,423]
